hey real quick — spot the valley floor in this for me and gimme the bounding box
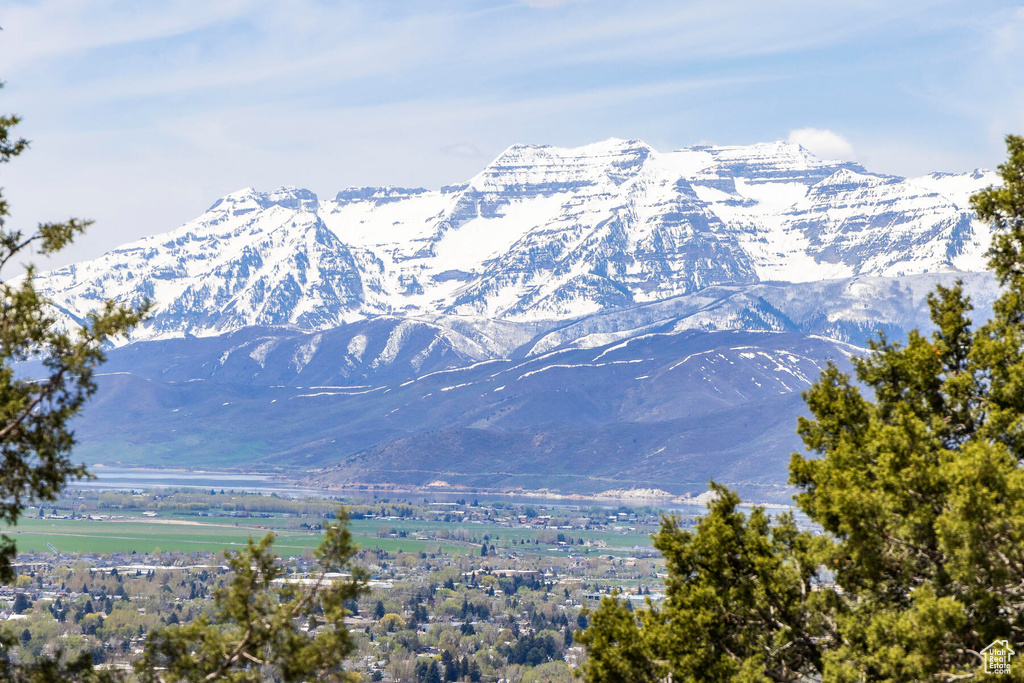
[2,487,694,681]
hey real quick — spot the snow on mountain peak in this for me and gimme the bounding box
[34,138,997,342]
[207,186,319,216]
[810,168,898,191]
[470,137,654,193]
[332,186,429,207]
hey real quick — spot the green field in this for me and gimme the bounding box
[4,506,657,558]
[9,517,316,555]
[6,516,479,556]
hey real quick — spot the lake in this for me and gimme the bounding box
[73,466,712,513]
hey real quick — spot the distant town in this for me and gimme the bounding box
[1,487,713,681]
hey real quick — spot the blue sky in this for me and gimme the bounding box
[2,0,1023,266]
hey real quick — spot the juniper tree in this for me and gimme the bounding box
[137,510,367,683]
[579,135,1024,682]
[0,89,146,584]
[0,88,146,680]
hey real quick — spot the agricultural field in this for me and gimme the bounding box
[6,489,667,559]
[10,516,320,555]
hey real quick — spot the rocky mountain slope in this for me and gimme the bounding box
[37,139,995,341]
[30,139,1002,500]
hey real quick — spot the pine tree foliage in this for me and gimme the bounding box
[0,91,147,584]
[0,82,146,682]
[137,510,367,682]
[0,649,120,683]
[580,135,1024,682]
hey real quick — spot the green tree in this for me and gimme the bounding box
[0,87,145,683]
[580,135,1024,682]
[576,595,659,683]
[0,92,146,585]
[11,593,30,614]
[137,510,367,682]
[441,649,458,682]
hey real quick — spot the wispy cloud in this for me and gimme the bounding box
[788,128,855,161]
[1,0,1020,267]
[0,0,250,71]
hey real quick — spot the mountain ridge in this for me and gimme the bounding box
[27,138,1005,501]
[35,138,997,343]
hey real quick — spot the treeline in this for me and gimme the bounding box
[91,490,339,516]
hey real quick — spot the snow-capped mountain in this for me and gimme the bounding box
[75,324,860,502]
[33,138,1006,500]
[36,139,997,342]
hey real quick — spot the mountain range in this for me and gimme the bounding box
[33,139,1002,502]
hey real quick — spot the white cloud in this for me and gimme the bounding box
[787,128,856,161]
[0,0,251,73]
[2,0,1011,265]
